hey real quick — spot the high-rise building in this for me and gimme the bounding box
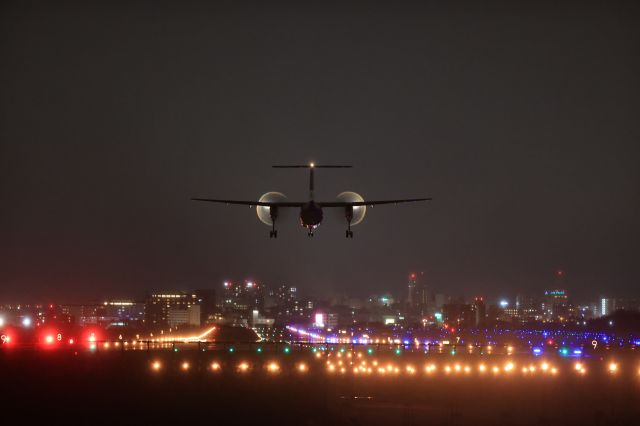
[195,289,216,324]
[222,281,265,312]
[407,273,417,308]
[543,289,569,320]
[407,272,431,316]
[168,304,201,327]
[600,298,616,317]
[473,297,486,327]
[145,292,199,327]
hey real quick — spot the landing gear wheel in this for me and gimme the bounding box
[270,230,278,238]
[345,230,353,238]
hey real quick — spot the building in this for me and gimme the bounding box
[101,300,145,323]
[194,289,216,324]
[407,273,417,308]
[543,289,569,320]
[600,298,616,317]
[222,281,265,313]
[266,284,310,324]
[442,302,474,328]
[145,292,199,327]
[168,304,201,327]
[473,297,486,327]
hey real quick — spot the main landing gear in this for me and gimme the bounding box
[307,230,314,237]
[270,210,278,238]
[345,207,354,238]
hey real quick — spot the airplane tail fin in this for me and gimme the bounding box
[272,164,352,199]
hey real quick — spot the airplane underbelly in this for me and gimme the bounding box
[300,206,323,228]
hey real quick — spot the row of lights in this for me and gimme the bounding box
[326,360,631,377]
[151,360,309,374]
[150,359,633,377]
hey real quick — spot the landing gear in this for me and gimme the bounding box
[269,207,278,238]
[345,206,354,238]
[307,230,314,237]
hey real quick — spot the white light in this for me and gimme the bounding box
[499,300,509,308]
[314,313,325,328]
[310,162,315,168]
[0,317,4,327]
[22,317,32,327]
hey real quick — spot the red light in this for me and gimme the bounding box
[547,339,554,345]
[450,327,456,333]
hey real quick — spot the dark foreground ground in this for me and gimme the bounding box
[1,349,639,426]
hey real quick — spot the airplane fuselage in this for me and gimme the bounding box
[300,201,323,230]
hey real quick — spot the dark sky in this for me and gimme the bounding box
[1,1,638,303]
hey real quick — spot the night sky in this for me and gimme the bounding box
[1,1,638,303]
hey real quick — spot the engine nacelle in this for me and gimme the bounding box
[256,192,287,226]
[335,191,366,225]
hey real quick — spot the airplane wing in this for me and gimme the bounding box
[191,198,304,207]
[319,198,432,207]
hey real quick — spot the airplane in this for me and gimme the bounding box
[192,163,431,238]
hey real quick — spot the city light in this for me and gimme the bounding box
[181,362,190,371]
[609,362,618,373]
[237,362,250,372]
[151,361,161,371]
[297,363,308,372]
[210,362,221,371]
[22,317,32,327]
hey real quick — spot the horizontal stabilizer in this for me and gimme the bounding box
[272,165,352,168]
